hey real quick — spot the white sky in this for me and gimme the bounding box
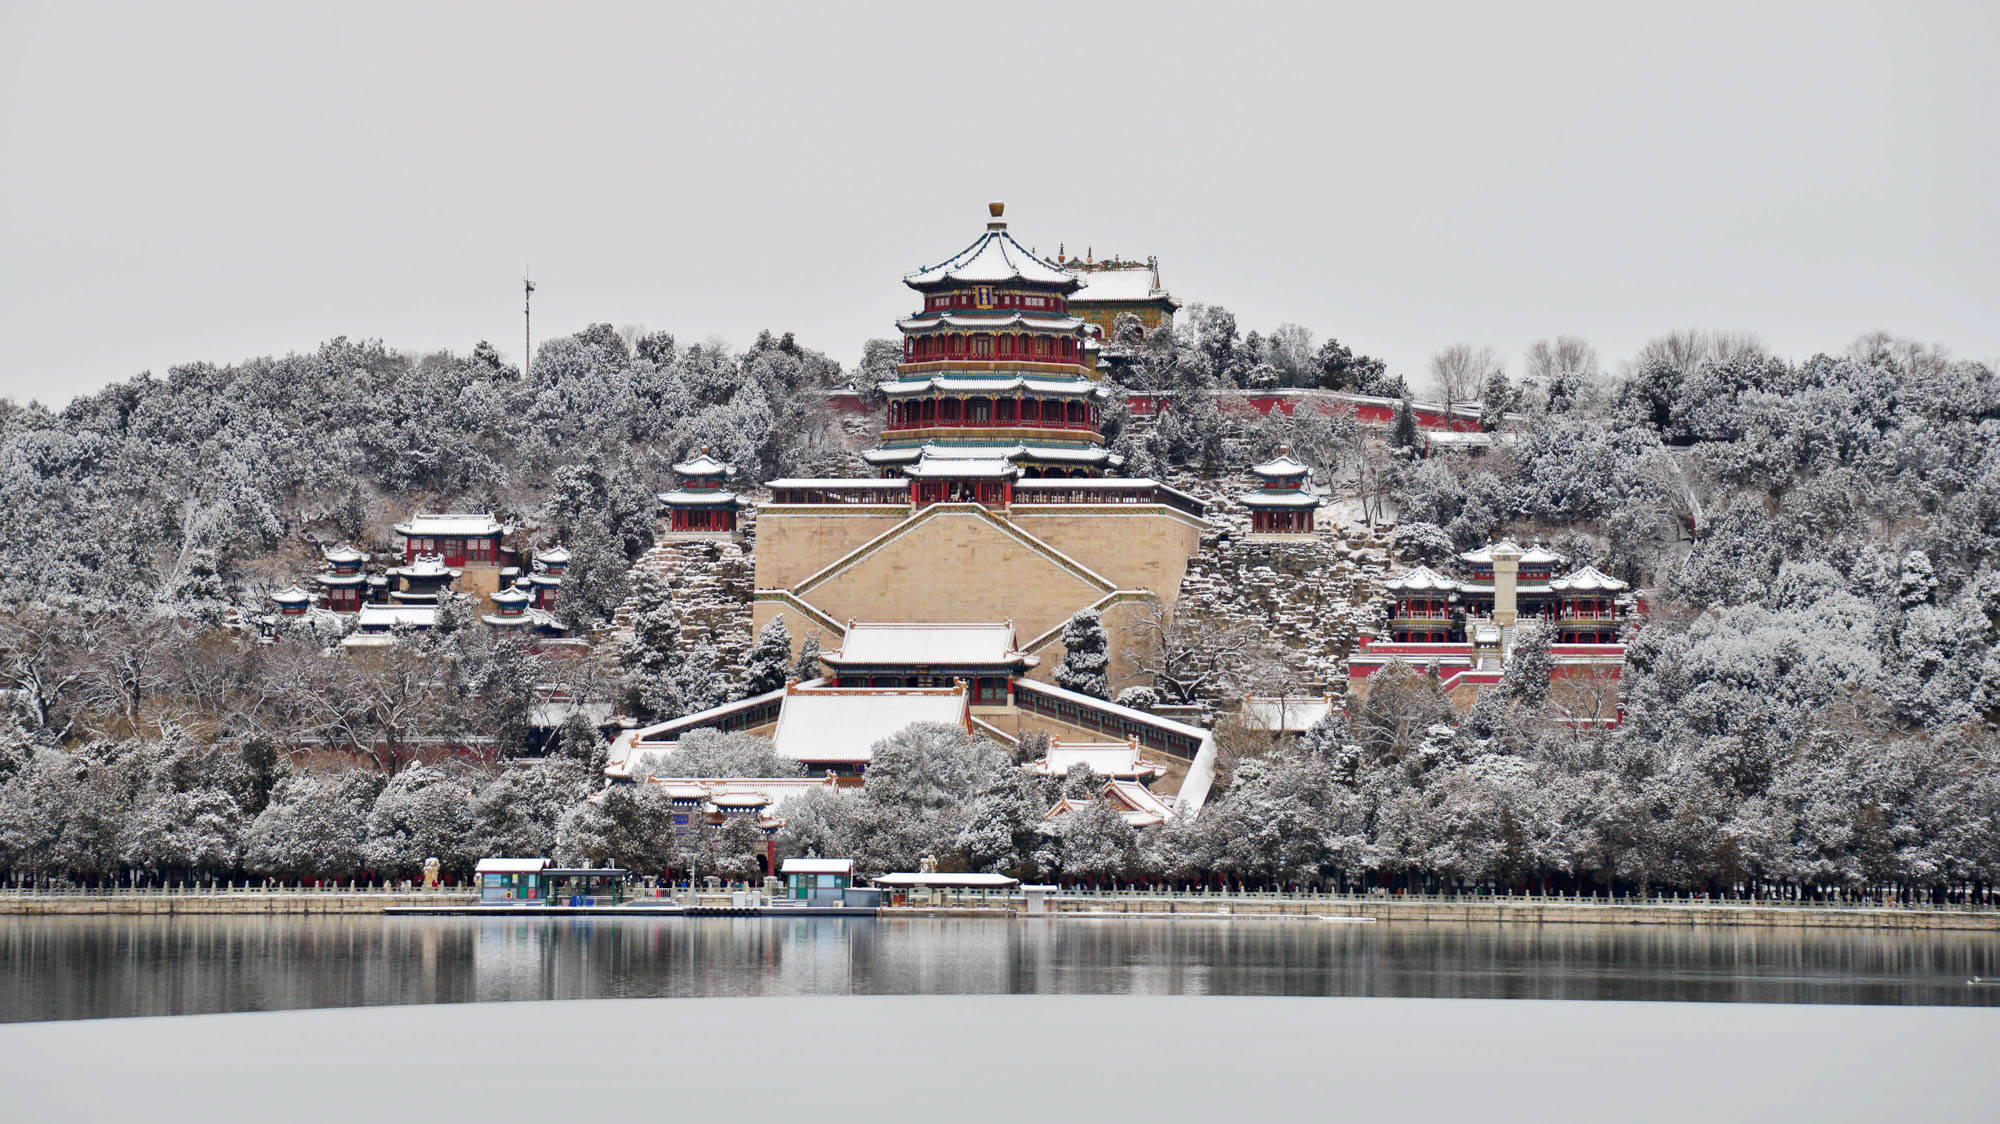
[1,1,1995,406]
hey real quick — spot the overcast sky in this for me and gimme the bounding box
[1,1,1995,406]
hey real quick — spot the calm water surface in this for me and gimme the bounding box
[2,915,1996,1021]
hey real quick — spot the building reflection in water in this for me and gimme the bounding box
[3,914,1999,1021]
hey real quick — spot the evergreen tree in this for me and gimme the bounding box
[556,516,629,632]
[1389,395,1420,453]
[1053,609,1111,699]
[793,631,823,682]
[744,614,793,695]
[1501,622,1555,708]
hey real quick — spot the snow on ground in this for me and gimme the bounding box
[2,995,1994,1123]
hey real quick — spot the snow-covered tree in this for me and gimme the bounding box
[1053,609,1111,699]
[363,765,476,879]
[743,614,793,696]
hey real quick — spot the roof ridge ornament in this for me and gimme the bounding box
[987,200,1005,230]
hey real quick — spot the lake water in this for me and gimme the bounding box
[3,914,1996,1022]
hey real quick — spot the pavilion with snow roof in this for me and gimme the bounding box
[818,621,1038,705]
[1548,565,1629,644]
[1060,252,1180,352]
[1025,736,1167,783]
[869,201,1118,480]
[392,512,508,567]
[315,543,371,612]
[270,585,312,617]
[1238,448,1319,538]
[387,553,461,604]
[659,449,742,538]
[1348,539,1638,724]
[525,543,568,611]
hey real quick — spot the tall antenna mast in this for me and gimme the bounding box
[523,265,535,377]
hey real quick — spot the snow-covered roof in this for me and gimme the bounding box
[770,685,970,764]
[1104,779,1176,824]
[879,376,1105,398]
[390,554,461,579]
[659,490,742,507]
[780,858,854,876]
[321,543,368,564]
[672,452,734,478]
[1024,446,1115,465]
[763,478,909,491]
[903,458,1019,480]
[1028,739,1164,780]
[1239,695,1335,734]
[1237,490,1320,508]
[536,544,571,565]
[1460,541,1565,566]
[315,572,367,587]
[898,313,1085,333]
[489,586,532,607]
[904,209,1078,291]
[869,872,1020,888]
[638,776,840,808]
[355,604,438,630]
[1068,266,1174,305]
[863,442,1116,468]
[1381,565,1460,593]
[270,585,312,604]
[394,512,504,537]
[475,857,549,874]
[1549,565,1630,593]
[824,622,1027,668]
[1014,478,1156,490]
[1249,452,1312,479]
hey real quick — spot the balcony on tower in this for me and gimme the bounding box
[903,452,1018,509]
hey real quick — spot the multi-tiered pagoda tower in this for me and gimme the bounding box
[865,202,1117,481]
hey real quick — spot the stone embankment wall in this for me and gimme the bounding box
[0,893,477,916]
[959,896,2000,931]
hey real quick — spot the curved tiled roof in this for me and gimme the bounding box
[1380,565,1460,592]
[905,221,1079,291]
[1548,564,1630,593]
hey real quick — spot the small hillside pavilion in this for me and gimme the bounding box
[1239,449,1318,537]
[1549,565,1629,644]
[526,544,568,611]
[660,450,742,537]
[387,553,461,603]
[315,544,371,612]
[1381,565,1458,643]
[270,585,312,617]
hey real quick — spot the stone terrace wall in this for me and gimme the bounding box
[1172,469,1392,694]
[613,524,757,663]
